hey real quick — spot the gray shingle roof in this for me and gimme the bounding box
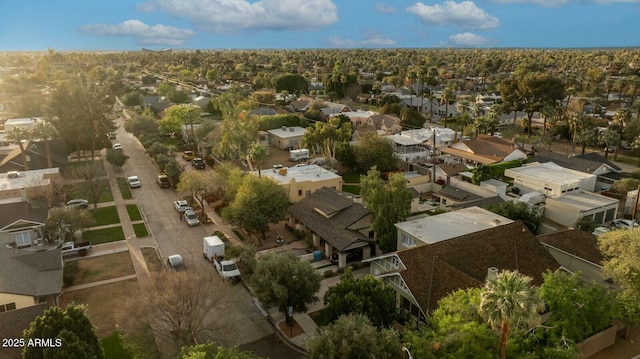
[0,303,47,358]
[528,151,622,174]
[438,186,482,202]
[288,187,373,251]
[0,247,63,297]
[0,202,47,230]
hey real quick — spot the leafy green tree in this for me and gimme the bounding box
[67,162,109,211]
[45,207,96,242]
[212,162,245,203]
[576,216,597,233]
[353,132,395,172]
[124,112,159,140]
[335,143,357,171]
[598,229,640,338]
[400,108,425,128]
[23,303,104,359]
[251,252,321,319]
[305,314,401,359]
[486,201,543,232]
[272,73,308,94]
[540,270,617,343]
[224,176,289,240]
[480,270,545,359]
[609,177,640,195]
[165,159,182,187]
[121,92,143,107]
[105,148,129,172]
[247,142,267,178]
[323,267,397,327]
[177,170,215,216]
[165,104,201,152]
[301,117,351,162]
[403,288,498,359]
[225,244,258,282]
[360,168,412,252]
[30,120,59,168]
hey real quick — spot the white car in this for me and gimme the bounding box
[610,219,637,230]
[174,200,191,213]
[113,143,123,150]
[127,176,141,188]
[167,254,186,271]
[183,209,200,227]
[65,199,89,209]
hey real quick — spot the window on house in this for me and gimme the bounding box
[401,233,415,248]
[298,190,303,196]
[0,302,16,312]
[594,211,605,224]
[368,230,374,239]
[605,208,615,222]
[391,256,400,268]
[13,231,32,248]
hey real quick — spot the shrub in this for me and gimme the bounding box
[323,270,334,278]
[63,261,79,286]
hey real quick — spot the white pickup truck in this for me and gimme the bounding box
[214,257,241,281]
[203,236,241,281]
[60,241,92,257]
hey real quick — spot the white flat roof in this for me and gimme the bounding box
[256,164,341,185]
[396,206,514,245]
[266,126,306,139]
[386,134,422,146]
[507,162,594,184]
[0,168,59,191]
[546,191,619,210]
[4,117,42,127]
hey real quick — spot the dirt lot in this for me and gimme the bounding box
[60,279,139,338]
[67,252,135,287]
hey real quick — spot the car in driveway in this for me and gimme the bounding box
[66,199,89,209]
[113,143,123,150]
[127,176,141,188]
[610,219,637,229]
[174,200,191,213]
[156,174,171,188]
[329,250,363,264]
[182,150,195,161]
[183,209,200,227]
[167,254,186,271]
[191,157,206,169]
[107,132,116,139]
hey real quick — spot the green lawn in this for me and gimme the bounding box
[341,172,364,184]
[126,204,142,221]
[92,206,121,226]
[132,223,149,237]
[64,179,114,203]
[342,185,361,195]
[101,331,133,359]
[116,177,133,199]
[82,226,125,244]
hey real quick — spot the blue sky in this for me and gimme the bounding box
[0,0,638,50]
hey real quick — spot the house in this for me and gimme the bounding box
[0,302,48,358]
[3,117,42,131]
[255,164,342,203]
[288,187,374,267]
[505,162,598,197]
[0,168,63,206]
[266,126,307,150]
[250,107,278,117]
[289,100,310,113]
[386,134,429,162]
[440,134,527,166]
[331,110,377,127]
[528,151,624,191]
[0,139,68,172]
[544,190,619,228]
[395,206,514,250]
[365,221,560,319]
[538,229,606,284]
[367,114,402,135]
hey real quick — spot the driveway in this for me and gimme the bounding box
[113,119,274,346]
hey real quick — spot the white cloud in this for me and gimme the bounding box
[407,1,499,30]
[139,0,338,33]
[328,32,396,47]
[449,32,494,46]
[489,0,569,6]
[375,3,396,13]
[81,19,195,46]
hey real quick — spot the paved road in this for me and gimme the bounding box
[113,119,274,347]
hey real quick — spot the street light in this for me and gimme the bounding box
[432,129,437,184]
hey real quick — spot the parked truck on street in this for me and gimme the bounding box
[203,236,241,281]
[60,241,92,257]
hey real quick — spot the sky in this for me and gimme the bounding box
[0,0,638,51]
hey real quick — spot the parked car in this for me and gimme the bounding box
[66,199,88,209]
[156,174,171,188]
[191,157,206,169]
[174,200,191,213]
[182,150,195,161]
[604,146,617,153]
[113,143,123,150]
[167,254,186,271]
[329,250,362,264]
[107,132,116,139]
[183,209,200,226]
[127,176,141,188]
[60,241,92,257]
[610,219,637,229]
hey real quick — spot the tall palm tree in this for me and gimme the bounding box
[613,108,632,160]
[30,120,59,168]
[6,126,31,171]
[247,142,268,178]
[480,270,545,359]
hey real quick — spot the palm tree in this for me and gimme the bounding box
[6,126,31,171]
[30,120,59,168]
[247,142,268,178]
[442,81,457,128]
[480,270,545,359]
[613,108,632,160]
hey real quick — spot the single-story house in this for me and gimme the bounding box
[505,162,598,197]
[440,134,527,166]
[266,126,307,150]
[544,190,619,228]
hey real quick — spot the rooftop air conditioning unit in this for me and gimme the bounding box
[7,171,19,179]
[289,127,295,132]
[281,126,287,131]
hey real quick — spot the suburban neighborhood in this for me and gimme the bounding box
[1,46,640,359]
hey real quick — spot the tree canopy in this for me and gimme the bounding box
[301,117,351,161]
[353,132,396,172]
[23,303,103,359]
